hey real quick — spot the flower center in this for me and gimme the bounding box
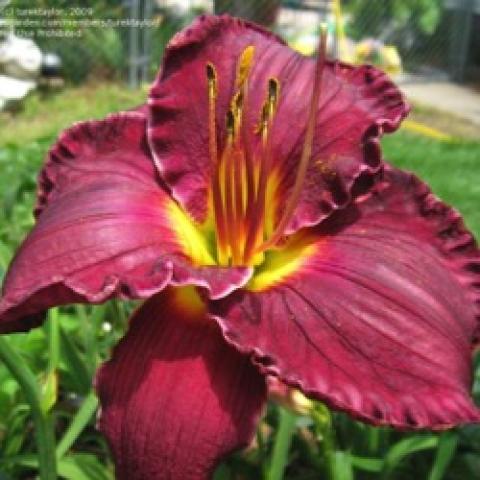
[206,25,328,267]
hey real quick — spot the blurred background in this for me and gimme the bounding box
[1,0,480,126]
[0,1,479,479]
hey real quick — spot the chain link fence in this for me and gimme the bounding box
[212,0,479,82]
[0,0,478,87]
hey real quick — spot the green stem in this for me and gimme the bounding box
[35,411,57,479]
[47,308,60,373]
[76,305,98,377]
[368,426,380,455]
[0,337,57,480]
[312,403,336,480]
[41,309,60,413]
[267,407,297,480]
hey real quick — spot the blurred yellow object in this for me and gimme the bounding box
[355,42,371,58]
[381,46,402,75]
[403,120,453,142]
[288,0,402,77]
[290,390,314,415]
[354,39,402,75]
[268,377,313,415]
[290,36,317,56]
[333,0,349,62]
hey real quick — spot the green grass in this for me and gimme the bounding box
[0,83,147,145]
[0,84,480,480]
[383,133,480,237]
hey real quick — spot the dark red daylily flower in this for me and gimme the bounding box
[1,14,479,480]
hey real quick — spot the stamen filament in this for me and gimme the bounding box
[256,24,328,254]
[231,92,246,238]
[243,112,271,262]
[233,148,246,248]
[235,45,255,220]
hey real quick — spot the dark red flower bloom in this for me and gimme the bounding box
[1,15,479,480]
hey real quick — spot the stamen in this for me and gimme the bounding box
[224,110,242,264]
[257,24,328,253]
[237,46,256,236]
[267,78,280,116]
[226,46,255,265]
[243,78,279,263]
[230,91,244,135]
[207,63,228,264]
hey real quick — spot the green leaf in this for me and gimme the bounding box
[1,405,30,457]
[59,327,92,394]
[0,338,57,479]
[382,435,438,478]
[56,391,99,459]
[0,240,12,274]
[57,454,112,480]
[0,454,38,468]
[334,451,354,480]
[5,454,111,480]
[350,455,383,473]
[0,471,14,480]
[427,431,458,480]
[213,464,231,480]
[267,407,297,480]
[418,3,441,35]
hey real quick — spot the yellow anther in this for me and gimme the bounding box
[229,46,255,140]
[236,45,255,88]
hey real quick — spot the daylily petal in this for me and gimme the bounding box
[148,14,407,231]
[96,287,266,480]
[211,166,480,428]
[0,112,251,333]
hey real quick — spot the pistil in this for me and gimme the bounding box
[243,78,278,264]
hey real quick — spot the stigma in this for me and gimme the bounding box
[206,25,328,267]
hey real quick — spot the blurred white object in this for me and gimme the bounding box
[0,24,62,110]
[158,0,211,14]
[102,322,113,333]
[0,74,36,103]
[0,33,43,79]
